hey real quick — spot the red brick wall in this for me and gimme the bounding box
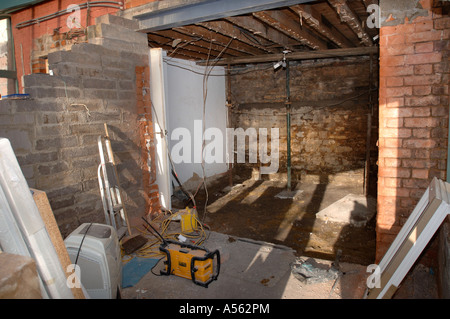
[136,66,161,218]
[377,0,450,262]
[124,0,159,9]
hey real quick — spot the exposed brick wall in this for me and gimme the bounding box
[136,65,161,217]
[31,29,89,75]
[124,0,159,9]
[377,0,450,262]
[230,56,378,186]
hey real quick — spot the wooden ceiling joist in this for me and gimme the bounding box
[253,9,328,50]
[149,30,237,58]
[224,16,296,52]
[174,25,267,56]
[327,0,373,46]
[197,20,277,54]
[202,46,379,66]
[290,4,354,48]
[148,39,208,60]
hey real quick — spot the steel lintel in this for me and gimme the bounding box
[135,0,316,32]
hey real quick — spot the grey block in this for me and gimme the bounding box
[16,151,58,166]
[88,37,149,55]
[95,14,140,30]
[48,50,101,67]
[35,136,78,151]
[82,78,116,90]
[70,42,120,58]
[88,23,147,45]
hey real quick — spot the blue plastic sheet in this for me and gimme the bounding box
[122,257,159,288]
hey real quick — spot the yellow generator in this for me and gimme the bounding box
[159,239,220,288]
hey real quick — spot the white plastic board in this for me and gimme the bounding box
[0,138,73,299]
[365,177,450,299]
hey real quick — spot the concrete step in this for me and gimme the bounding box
[48,49,101,66]
[88,37,148,55]
[70,42,120,57]
[87,22,147,45]
[95,14,140,30]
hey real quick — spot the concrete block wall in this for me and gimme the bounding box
[0,14,155,237]
[377,0,450,262]
[230,56,378,187]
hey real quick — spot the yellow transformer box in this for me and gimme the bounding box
[159,240,220,288]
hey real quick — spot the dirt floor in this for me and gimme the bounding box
[172,167,377,266]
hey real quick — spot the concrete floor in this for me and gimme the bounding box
[120,231,369,299]
[120,233,438,300]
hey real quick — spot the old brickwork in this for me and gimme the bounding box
[377,0,450,261]
[230,56,378,186]
[136,65,161,218]
[0,14,157,237]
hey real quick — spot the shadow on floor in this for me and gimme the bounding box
[190,171,376,266]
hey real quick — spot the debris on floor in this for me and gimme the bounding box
[290,257,339,284]
[275,188,304,200]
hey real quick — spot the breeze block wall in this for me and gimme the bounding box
[0,14,159,237]
[377,0,450,262]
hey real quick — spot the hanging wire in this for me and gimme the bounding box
[197,37,234,225]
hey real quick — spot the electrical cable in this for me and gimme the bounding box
[150,257,165,276]
[198,37,234,225]
[122,207,209,261]
[166,36,204,60]
[162,58,274,77]
[128,211,210,277]
[197,47,378,67]
[162,53,373,78]
[74,222,93,265]
[198,38,213,224]
[15,2,123,29]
